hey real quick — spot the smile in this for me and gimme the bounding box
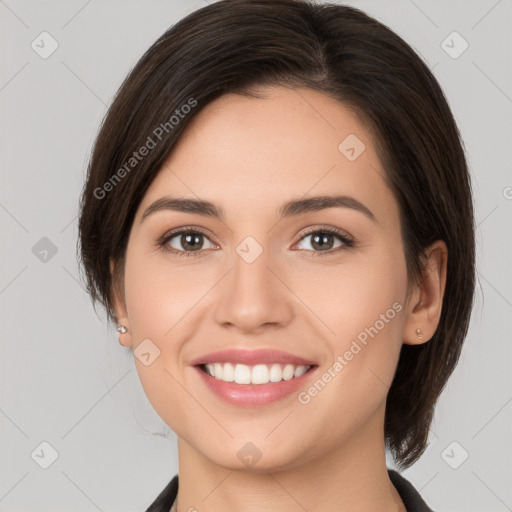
[201,362,311,384]
[191,349,318,406]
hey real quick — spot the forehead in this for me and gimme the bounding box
[138,86,395,225]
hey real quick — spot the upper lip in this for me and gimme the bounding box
[190,349,317,367]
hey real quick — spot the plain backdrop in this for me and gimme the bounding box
[1,1,511,511]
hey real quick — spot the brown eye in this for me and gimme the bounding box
[165,230,216,254]
[295,228,354,254]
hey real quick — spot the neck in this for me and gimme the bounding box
[174,405,405,512]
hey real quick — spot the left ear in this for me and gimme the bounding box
[402,240,448,345]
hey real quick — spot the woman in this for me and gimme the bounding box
[78,1,475,510]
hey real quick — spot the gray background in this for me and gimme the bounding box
[1,0,511,510]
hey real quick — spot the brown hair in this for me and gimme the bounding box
[78,0,475,468]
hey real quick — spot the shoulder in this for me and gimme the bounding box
[388,469,435,512]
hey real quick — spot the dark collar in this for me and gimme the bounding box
[145,469,434,512]
[388,469,434,511]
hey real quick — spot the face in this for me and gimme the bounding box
[115,86,416,472]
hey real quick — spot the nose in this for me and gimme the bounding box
[212,242,294,334]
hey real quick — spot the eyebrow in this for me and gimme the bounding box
[141,195,377,223]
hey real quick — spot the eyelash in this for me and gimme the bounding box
[157,225,356,258]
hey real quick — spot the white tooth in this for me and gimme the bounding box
[269,364,284,382]
[206,363,215,377]
[282,364,295,381]
[294,365,308,377]
[234,364,252,384]
[214,363,223,380]
[222,362,235,382]
[252,364,270,384]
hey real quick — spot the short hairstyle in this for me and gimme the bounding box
[78,0,475,468]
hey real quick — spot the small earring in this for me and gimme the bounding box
[416,328,424,340]
[117,325,127,334]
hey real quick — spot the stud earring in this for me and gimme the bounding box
[416,328,424,340]
[117,325,127,334]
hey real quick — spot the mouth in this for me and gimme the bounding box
[198,362,314,385]
[190,349,318,406]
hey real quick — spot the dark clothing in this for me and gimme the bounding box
[145,469,434,511]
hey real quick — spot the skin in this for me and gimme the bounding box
[112,85,447,512]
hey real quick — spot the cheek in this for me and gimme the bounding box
[122,249,184,385]
[293,281,406,448]
[291,239,408,345]
[292,242,407,404]
[295,249,407,414]
[124,248,217,338]
[122,246,227,422]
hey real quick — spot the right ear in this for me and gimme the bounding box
[110,258,132,348]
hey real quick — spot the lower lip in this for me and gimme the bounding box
[194,366,317,407]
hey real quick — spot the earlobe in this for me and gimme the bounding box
[403,240,448,346]
[116,319,132,347]
[110,258,132,347]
